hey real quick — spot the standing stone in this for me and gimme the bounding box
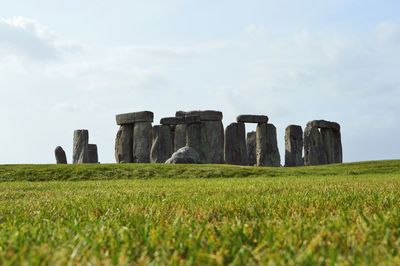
[246,132,256,166]
[304,126,327,165]
[73,130,89,164]
[88,144,99,164]
[186,121,224,164]
[224,122,248,165]
[133,122,152,163]
[186,123,205,162]
[202,121,224,164]
[332,129,342,163]
[174,124,187,152]
[304,120,342,165]
[115,125,133,163]
[150,125,173,163]
[256,123,281,167]
[285,125,303,167]
[55,146,67,164]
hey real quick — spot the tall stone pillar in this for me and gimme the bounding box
[133,122,152,163]
[150,125,173,163]
[246,132,256,166]
[88,144,99,163]
[256,123,280,167]
[174,124,187,152]
[73,129,89,164]
[224,122,248,165]
[284,125,303,167]
[115,125,133,163]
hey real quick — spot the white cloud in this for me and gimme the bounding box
[0,16,82,60]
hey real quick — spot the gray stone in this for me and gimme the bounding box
[304,126,327,165]
[116,111,154,125]
[55,146,67,164]
[133,122,152,163]
[284,125,303,167]
[224,122,248,165]
[175,110,223,121]
[236,115,268,124]
[150,125,173,163]
[160,116,201,125]
[73,129,89,164]
[174,124,187,152]
[88,144,99,164]
[307,120,340,131]
[115,125,133,163]
[186,123,205,162]
[165,146,201,164]
[246,132,257,166]
[256,123,281,167]
[186,121,224,164]
[321,127,342,164]
[304,120,342,165]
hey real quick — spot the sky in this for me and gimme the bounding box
[0,0,399,164]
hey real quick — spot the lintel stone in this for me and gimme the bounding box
[116,111,154,125]
[307,120,340,130]
[160,115,201,125]
[175,110,223,121]
[236,115,268,124]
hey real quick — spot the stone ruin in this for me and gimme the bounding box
[303,120,342,166]
[55,110,343,167]
[55,129,99,164]
[113,110,342,166]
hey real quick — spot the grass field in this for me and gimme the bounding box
[0,160,399,265]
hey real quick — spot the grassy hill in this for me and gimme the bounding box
[0,160,399,265]
[1,159,399,181]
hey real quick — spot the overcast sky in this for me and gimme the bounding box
[1,0,399,164]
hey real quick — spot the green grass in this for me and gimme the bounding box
[0,160,399,265]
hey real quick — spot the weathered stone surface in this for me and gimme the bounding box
[55,146,67,164]
[175,110,223,121]
[73,129,89,164]
[160,116,201,125]
[133,122,152,163]
[150,125,173,163]
[165,146,200,164]
[115,125,133,163]
[174,124,187,152]
[186,121,224,164]
[284,125,303,167]
[88,144,99,163]
[224,122,248,165]
[321,127,342,164]
[246,132,257,166]
[236,115,268,124]
[186,123,204,162]
[307,120,340,130]
[304,120,342,165]
[256,123,281,167]
[304,126,327,165]
[116,111,154,125]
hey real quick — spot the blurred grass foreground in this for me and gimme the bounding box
[0,160,399,265]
